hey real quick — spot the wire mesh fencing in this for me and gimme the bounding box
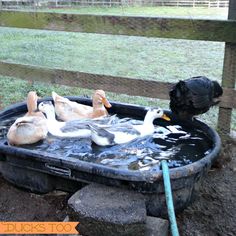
[0,2,235,143]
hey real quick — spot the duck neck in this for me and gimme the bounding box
[93,100,103,109]
[143,114,154,126]
[93,102,105,114]
[45,109,57,121]
[139,114,155,136]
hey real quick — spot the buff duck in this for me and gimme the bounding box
[7,91,47,146]
[169,76,223,119]
[7,116,48,146]
[89,108,170,146]
[52,90,111,121]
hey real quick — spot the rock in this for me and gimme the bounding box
[145,216,169,236]
[67,183,147,236]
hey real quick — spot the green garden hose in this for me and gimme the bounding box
[161,160,180,236]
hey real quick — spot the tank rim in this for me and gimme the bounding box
[0,97,221,183]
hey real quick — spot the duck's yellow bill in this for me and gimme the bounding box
[102,97,112,108]
[161,114,171,121]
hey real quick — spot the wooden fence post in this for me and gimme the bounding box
[218,0,236,139]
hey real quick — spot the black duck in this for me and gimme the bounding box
[169,76,223,119]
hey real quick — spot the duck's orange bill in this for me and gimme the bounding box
[162,114,171,121]
[102,97,112,108]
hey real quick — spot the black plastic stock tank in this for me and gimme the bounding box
[0,97,221,216]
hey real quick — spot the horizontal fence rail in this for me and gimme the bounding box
[0,61,235,109]
[0,0,230,8]
[0,61,173,100]
[0,11,236,42]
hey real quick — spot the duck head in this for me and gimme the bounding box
[38,101,56,120]
[145,108,171,122]
[25,91,45,118]
[92,90,111,108]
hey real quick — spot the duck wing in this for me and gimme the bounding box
[169,80,193,114]
[109,125,141,135]
[92,114,119,126]
[89,123,141,146]
[185,76,213,108]
[89,123,115,146]
[60,114,119,133]
[60,120,90,133]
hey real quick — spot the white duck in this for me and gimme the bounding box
[38,101,92,138]
[89,108,170,146]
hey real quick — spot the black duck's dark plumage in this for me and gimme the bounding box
[169,76,223,119]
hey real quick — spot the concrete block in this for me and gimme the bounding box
[68,183,147,236]
[145,216,169,236]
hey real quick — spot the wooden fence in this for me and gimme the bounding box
[0,0,235,139]
[0,0,230,9]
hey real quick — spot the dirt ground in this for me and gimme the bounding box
[0,143,235,236]
[177,141,236,236]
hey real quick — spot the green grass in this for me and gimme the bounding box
[41,6,228,19]
[0,27,225,83]
[0,6,234,130]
